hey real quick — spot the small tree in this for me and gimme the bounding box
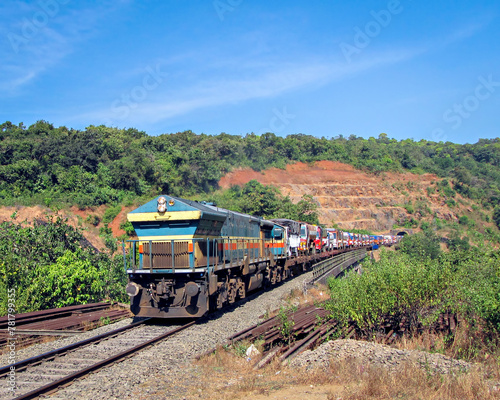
[296,194,319,225]
[493,206,500,230]
[398,232,441,260]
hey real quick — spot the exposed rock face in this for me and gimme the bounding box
[219,161,456,232]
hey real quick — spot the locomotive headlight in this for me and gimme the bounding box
[185,281,200,297]
[157,196,167,213]
[126,282,141,297]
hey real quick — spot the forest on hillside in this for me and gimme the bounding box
[1,120,499,217]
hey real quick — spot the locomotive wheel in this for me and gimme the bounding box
[216,282,227,309]
[270,268,277,285]
[228,279,237,304]
[276,267,283,283]
[237,277,246,299]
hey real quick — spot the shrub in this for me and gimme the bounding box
[325,249,500,358]
[398,232,442,260]
[30,250,104,309]
[102,204,122,225]
[458,215,470,226]
[119,220,136,236]
[494,207,500,230]
[86,214,100,226]
[448,234,470,252]
[0,217,127,315]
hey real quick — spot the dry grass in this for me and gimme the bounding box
[261,285,330,320]
[287,284,330,306]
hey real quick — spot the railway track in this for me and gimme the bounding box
[0,303,131,351]
[222,304,462,369]
[1,319,194,399]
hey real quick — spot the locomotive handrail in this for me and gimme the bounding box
[124,237,285,272]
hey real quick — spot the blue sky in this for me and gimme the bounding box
[1,0,499,144]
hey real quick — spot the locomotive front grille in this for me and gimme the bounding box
[142,241,190,269]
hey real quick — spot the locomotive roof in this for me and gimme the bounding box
[128,195,269,225]
[128,195,227,220]
[201,202,260,222]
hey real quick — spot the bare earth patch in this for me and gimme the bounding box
[218,160,486,232]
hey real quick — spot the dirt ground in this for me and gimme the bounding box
[219,160,435,188]
[219,160,459,232]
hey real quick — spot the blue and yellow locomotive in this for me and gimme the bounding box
[125,195,287,318]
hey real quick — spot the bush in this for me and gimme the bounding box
[102,205,122,225]
[458,215,470,226]
[30,250,104,309]
[404,202,414,214]
[86,214,100,226]
[398,232,441,260]
[119,220,136,236]
[325,248,500,358]
[0,217,127,315]
[420,221,430,230]
[445,199,456,207]
[448,233,470,252]
[494,207,500,230]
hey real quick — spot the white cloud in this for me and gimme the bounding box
[74,46,425,128]
[0,1,130,93]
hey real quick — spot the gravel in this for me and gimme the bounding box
[291,339,471,375]
[0,317,135,367]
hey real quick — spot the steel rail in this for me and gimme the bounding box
[0,318,150,378]
[0,303,114,329]
[10,321,195,400]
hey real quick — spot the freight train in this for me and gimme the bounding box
[124,195,401,318]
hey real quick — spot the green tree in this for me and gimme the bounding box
[296,194,319,224]
[398,231,441,260]
[30,250,104,309]
[239,180,281,217]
